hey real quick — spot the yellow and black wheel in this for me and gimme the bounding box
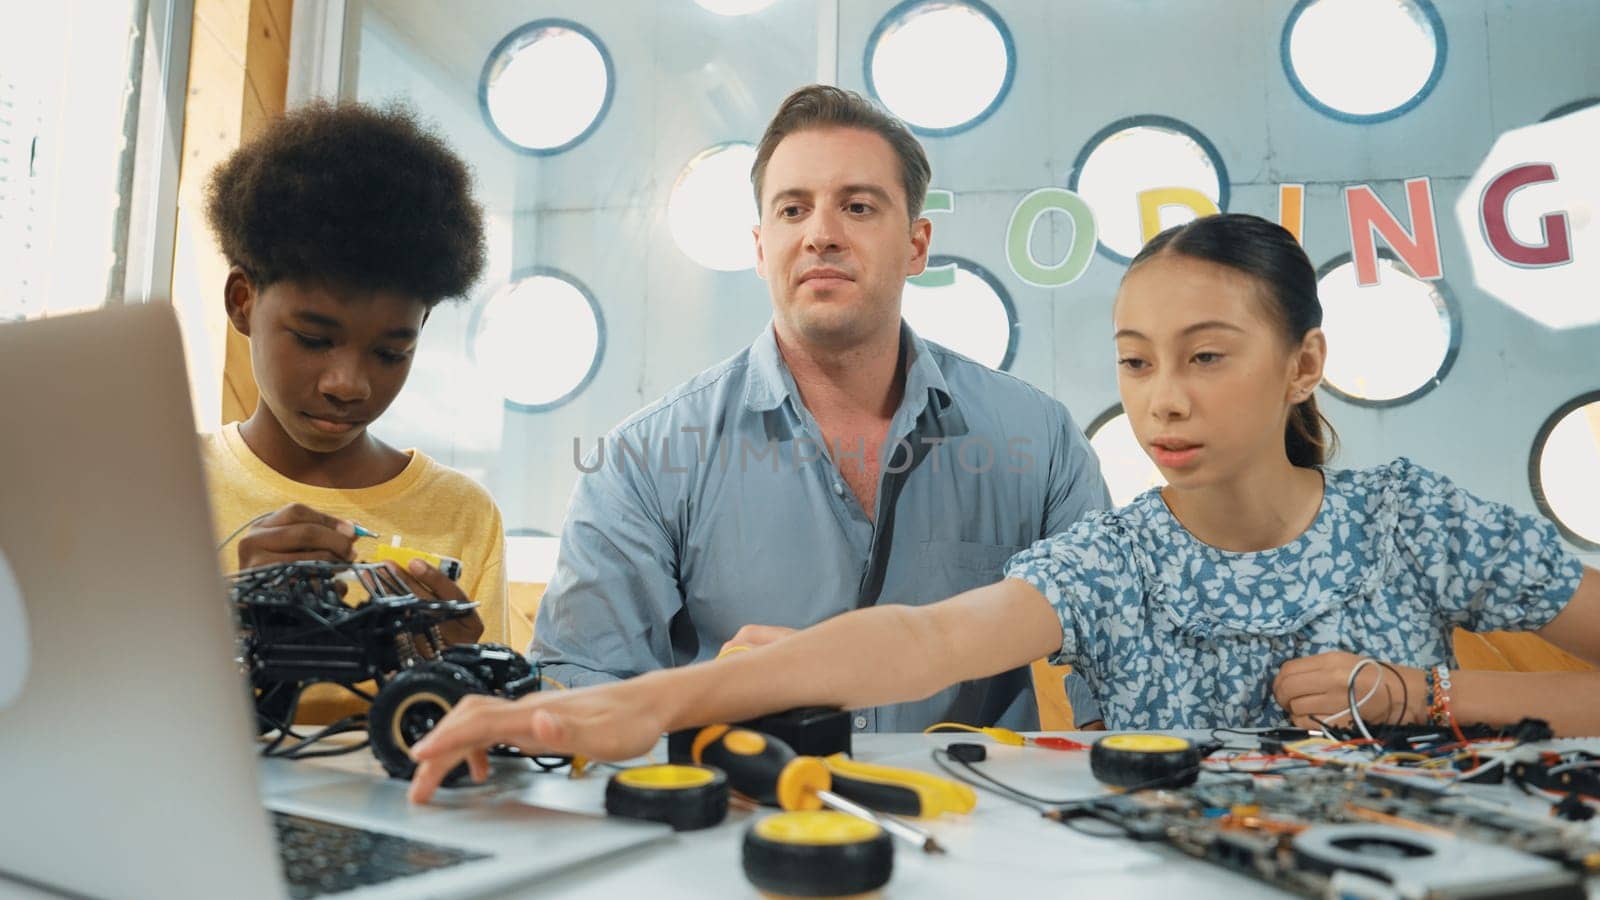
[742,810,893,898]
[604,764,729,831]
[1089,733,1202,790]
[368,661,484,783]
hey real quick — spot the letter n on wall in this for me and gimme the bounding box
[1344,177,1443,286]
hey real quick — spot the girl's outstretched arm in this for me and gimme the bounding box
[407,578,1062,803]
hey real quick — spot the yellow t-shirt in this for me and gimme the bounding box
[202,422,508,723]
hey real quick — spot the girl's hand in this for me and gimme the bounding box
[406,676,671,804]
[1272,651,1426,730]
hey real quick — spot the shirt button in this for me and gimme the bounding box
[853,715,868,730]
[833,482,845,496]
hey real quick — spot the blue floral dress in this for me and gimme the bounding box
[1003,458,1586,729]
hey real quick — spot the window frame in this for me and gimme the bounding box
[478,18,616,157]
[862,0,1017,138]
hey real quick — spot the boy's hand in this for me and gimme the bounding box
[237,503,356,570]
[407,677,670,804]
[383,559,485,645]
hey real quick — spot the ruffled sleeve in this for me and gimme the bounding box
[1003,511,1144,671]
[1384,458,1584,632]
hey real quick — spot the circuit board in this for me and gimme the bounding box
[1058,767,1600,899]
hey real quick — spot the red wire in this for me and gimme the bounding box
[1029,737,1090,751]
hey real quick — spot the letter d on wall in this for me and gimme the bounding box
[0,546,29,709]
[1137,187,1220,243]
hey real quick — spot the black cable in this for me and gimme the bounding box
[259,686,305,756]
[263,715,370,759]
[1211,726,1315,743]
[276,738,372,760]
[258,682,304,746]
[929,748,1083,812]
[929,748,1192,839]
[1376,660,1409,732]
[1346,663,1364,738]
[1057,816,1130,839]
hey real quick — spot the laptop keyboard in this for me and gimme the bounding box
[273,811,491,898]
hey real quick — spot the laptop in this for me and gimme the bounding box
[0,304,667,899]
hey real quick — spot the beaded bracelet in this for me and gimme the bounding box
[1428,664,1453,726]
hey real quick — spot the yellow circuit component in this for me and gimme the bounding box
[368,542,463,582]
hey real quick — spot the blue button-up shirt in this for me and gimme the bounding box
[532,322,1110,732]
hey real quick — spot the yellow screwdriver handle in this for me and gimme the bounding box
[823,753,977,818]
[691,725,828,811]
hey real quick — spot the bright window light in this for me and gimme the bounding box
[1285,0,1443,121]
[482,21,610,154]
[867,1,1012,134]
[505,531,562,584]
[473,273,603,410]
[694,0,778,14]
[900,258,1015,370]
[668,142,758,272]
[1533,395,1600,549]
[0,2,140,321]
[1318,257,1454,404]
[1073,120,1224,261]
[1087,410,1165,509]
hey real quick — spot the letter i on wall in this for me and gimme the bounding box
[1279,183,1305,244]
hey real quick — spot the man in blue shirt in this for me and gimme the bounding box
[532,85,1109,731]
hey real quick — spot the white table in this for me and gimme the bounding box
[5,731,1594,899]
[264,730,1600,899]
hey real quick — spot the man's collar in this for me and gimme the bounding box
[743,323,794,413]
[900,321,953,418]
[743,320,955,420]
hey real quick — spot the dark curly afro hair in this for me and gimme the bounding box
[205,101,485,307]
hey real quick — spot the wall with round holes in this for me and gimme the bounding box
[338,0,1599,556]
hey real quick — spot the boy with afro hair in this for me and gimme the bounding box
[201,101,507,723]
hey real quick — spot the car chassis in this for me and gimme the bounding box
[230,560,554,780]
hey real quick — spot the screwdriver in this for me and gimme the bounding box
[692,725,964,854]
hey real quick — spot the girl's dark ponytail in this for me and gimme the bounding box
[1286,394,1337,467]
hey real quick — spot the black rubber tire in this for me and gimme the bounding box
[604,765,729,831]
[742,812,894,897]
[368,662,485,782]
[1089,733,1202,790]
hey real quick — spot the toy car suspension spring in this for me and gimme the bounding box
[394,631,417,667]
